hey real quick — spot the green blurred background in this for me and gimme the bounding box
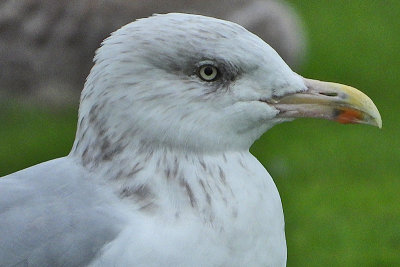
[0,0,399,266]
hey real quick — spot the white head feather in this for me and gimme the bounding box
[72,13,306,158]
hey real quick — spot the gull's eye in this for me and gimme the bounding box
[198,65,219,81]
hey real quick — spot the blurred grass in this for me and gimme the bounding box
[0,102,76,173]
[0,0,399,266]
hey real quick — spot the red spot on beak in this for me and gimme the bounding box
[335,109,363,124]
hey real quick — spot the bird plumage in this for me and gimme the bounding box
[0,13,381,266]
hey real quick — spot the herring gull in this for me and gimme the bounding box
[0,13,381,266]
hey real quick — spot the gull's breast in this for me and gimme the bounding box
[90,151,286,266]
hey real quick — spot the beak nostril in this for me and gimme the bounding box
[319,92,338,97]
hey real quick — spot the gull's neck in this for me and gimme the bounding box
[70,134,261,223]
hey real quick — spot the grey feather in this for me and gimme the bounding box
[0,158,125,266]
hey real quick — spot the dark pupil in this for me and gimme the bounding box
[204,66,214,76]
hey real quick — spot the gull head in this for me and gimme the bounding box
[74,13,381,155]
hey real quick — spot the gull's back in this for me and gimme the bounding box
[0,158,124,266]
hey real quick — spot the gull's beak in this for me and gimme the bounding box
[271,78,382,128]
